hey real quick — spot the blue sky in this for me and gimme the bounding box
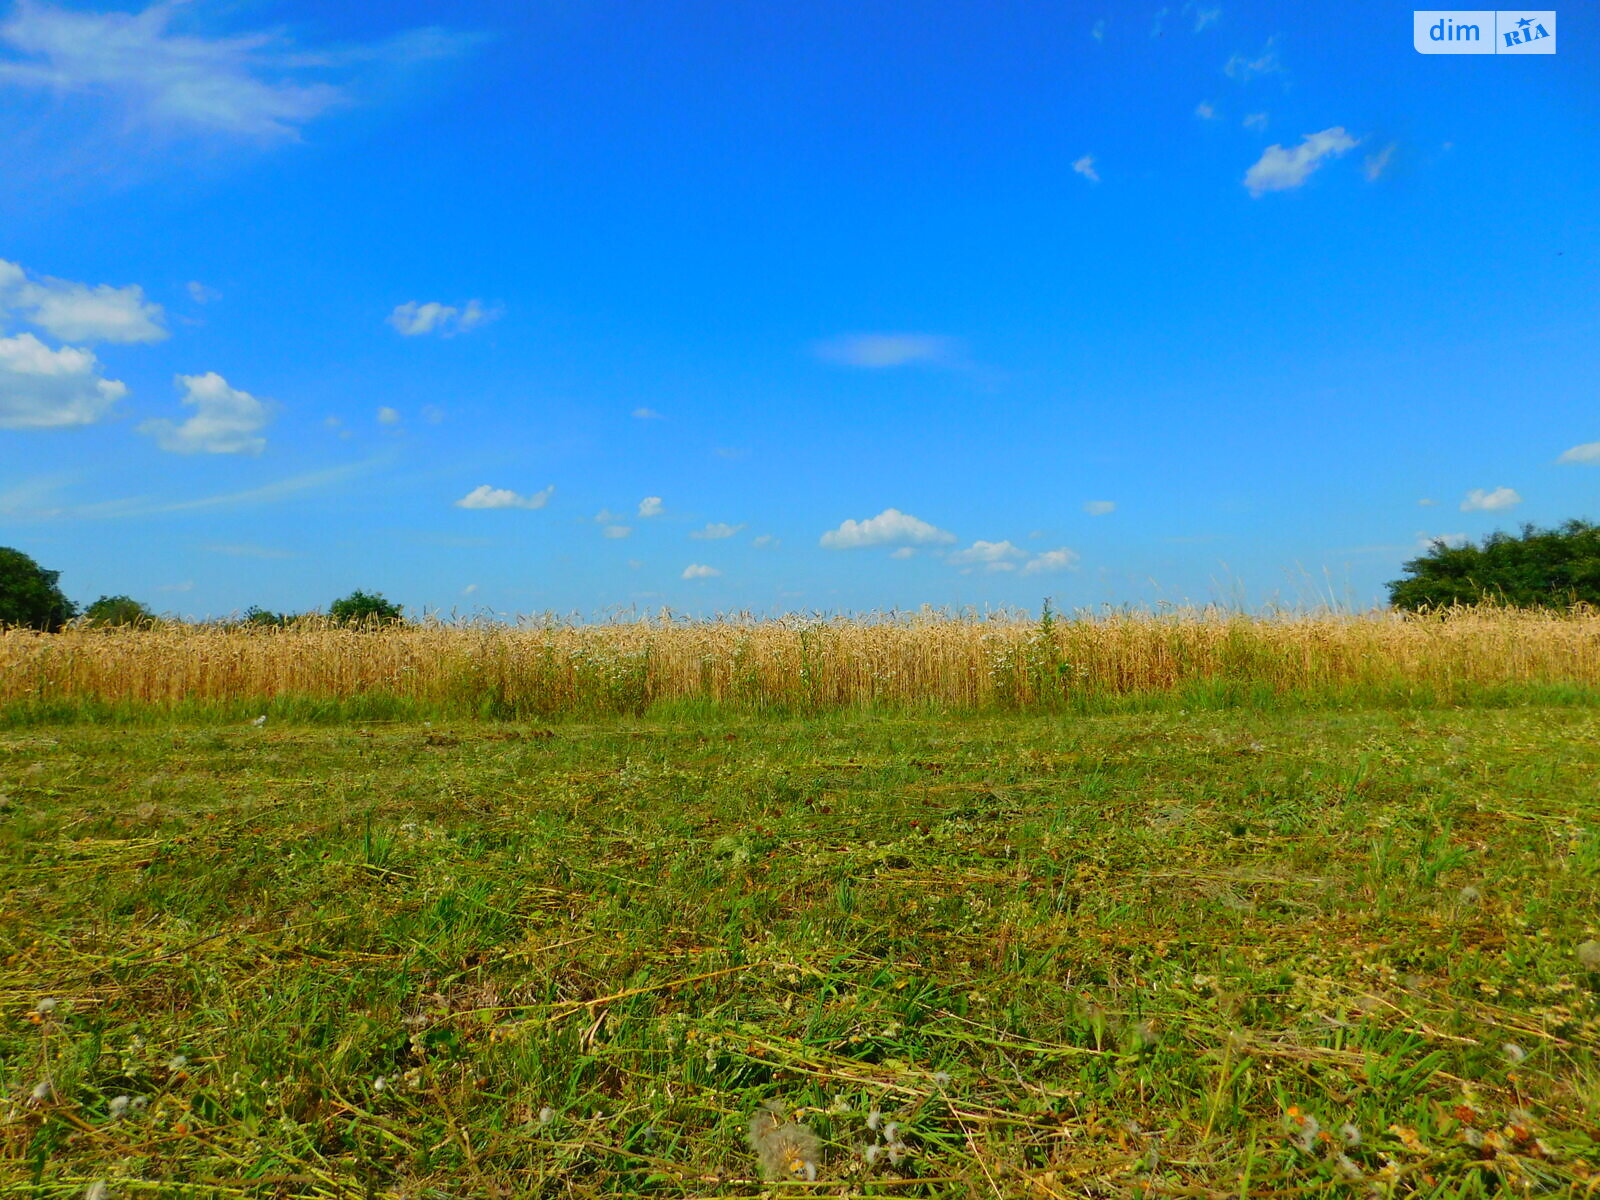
[0,1,1595,619]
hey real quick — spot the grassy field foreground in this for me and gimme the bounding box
[2,705,1599,1197]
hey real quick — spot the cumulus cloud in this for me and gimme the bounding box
[1023,548,1082,574]
[1225,38,1282,80]
[0,332,127,428]
[0,258,166,343]
[681,563,720,580]
[454,483,555,510]
[815,333,957,368]
[819,508,956,549]
[948,540,1026,570]
[690,522,744,540]
[1557,442,1600,464]
[387,299,500,337]
[1072,154,1100,183]
[0,0,477,141]
[1083,500,1116,516]
[1244,127,1358,196]
[638,496,663,517]
[1195,101,1216,119]
[1363,143,1396,181]
[1460,487,1521,512]
[138,371,270,454]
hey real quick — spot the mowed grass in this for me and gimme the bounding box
[2,703,1599,1197]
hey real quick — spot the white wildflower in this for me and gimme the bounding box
[108,1095,130,1119]
[34,998,58,1014]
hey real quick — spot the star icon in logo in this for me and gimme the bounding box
[1517,16,1533,29]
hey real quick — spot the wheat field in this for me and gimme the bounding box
[4,605,1598,716]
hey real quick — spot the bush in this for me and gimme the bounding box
[1389,520,1600,610]
[0,547,77,631]
[329,590,404,627]
[84,595,157,627]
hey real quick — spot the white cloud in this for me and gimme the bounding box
[387,299,499,337]
[682,563,720,580]
[1418,497,1438,506]
[820,508,956,549]
[186,281,220,304]
[1460,486,1521,512]
[138,371,269,454]
[1091,18,1106,40]
[602,525,632,539]
[454,483,555,510]
[948,539,1026,567]
[462,583,478,595]
[0,258,166,343]
[691,521,745,540]
[638,496,664,517]
[1244,127,1358,196]
[1194,101,1216,119]
[1363,142,1396,182]
[1189,4,1222,32]
[377,406,401,426]
[1225,38,1282,80]
[1023,548,1082,574]
[1083,500,1116,516]
[1557,442,1600,464]
[752,534,778,548]
[1242,111,1267,130]
[0,1,475,140]
[0,332,127,428]
[815,333,957,368]
[632,406,663,419]
[1417,531,1469,549]
[890,546,915,559]
[1072,154,1100,183]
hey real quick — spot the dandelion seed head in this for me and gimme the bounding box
[864,1144,881,1165]
[108,1095,130,1119]
[931,1071,952,1087]
[373,1076,388,1093]
[30,1079,54,1102]
[34,998,58,1014]
[1339,1122,1361,1146]
[538,1105,556,1126]
[1502,1042,1527,1065]
[884,1121,901,1145]
[166,1055,188,1071]
[1458,885,1482,905]
[866,1109,882,1131]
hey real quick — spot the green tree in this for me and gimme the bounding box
[84,594,157,627]
[1388,520,1600,611]
[240,606,290,628]
[329,589,404,626]
[0,547,78,631]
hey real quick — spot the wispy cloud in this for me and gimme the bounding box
[632,406,664,419]
[1460,486,1521,512]
[0,258,167,343]
[1022,548,1081,574]
[1244,127,1358,196]
[1224,37,1282,81]
[200,542,295,559]
[1558,441,1600,464]
[1187,3,1222,33]
[186,280,220,305]
[948,539,1026,569]
[1194,101,1216,119]
[1242,111,1267,130]
[0,332,126,428]
[1363,142,1396,181]
[820,508,956,549]
[454,483,555,510]
[0,0,478,141]
[1091,18,1106,41]
[815,333,959,368]
[1083,500,1116,516]
[690,521,745,540]
[138,372,270,455]
[1151,8,1169,37]
[602,524,631,539]
[388,299,500,337]
[1072,154,1100,183]
[376,406,401,426]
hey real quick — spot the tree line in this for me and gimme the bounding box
[5,521,1600,629]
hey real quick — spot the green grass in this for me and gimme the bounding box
[2,703,1598,1197]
